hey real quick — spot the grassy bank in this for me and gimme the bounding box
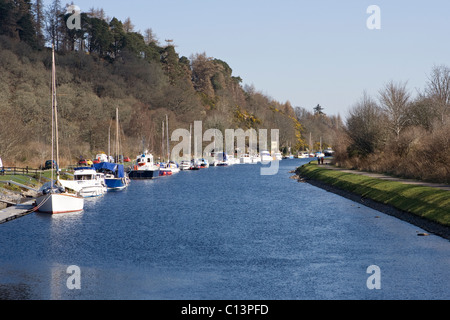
[297,163,450,227]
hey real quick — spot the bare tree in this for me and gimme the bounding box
[144,28,158,45]
[122,17,134,33]
[45,0,64,50]
[378,80,411,139]
[425,65,450,124]
[346,92,386,156]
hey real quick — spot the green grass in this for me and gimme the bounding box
[297,163,450,226]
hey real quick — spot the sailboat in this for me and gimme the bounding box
[96,108,130,190]
[35,47,84,214]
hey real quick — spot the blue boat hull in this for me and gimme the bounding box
[105,178,127,190]
[128,169,160,180]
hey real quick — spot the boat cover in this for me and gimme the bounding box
[93,162,125,178]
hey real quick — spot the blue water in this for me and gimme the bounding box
[0,159,449,300]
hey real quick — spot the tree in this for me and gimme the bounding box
[425,65,450,124]
[346,92,386,157]
[0,0,37,46]
[16,0,38,48]
[122,17,134,33]
[378,80,411,139]
[313,104,325,116]
[45,0,64,49]
[109,17,125,58]
[86,16,113,57]
[143,28,158,45]
[32,0,45,46]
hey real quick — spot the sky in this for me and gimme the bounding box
[45,0,450,117]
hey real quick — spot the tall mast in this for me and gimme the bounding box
[161,120,165,161]
[166,114,170,161]
[51,46,55,186]
[116,108,119,162]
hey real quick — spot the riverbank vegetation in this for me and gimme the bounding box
[332,74,450,184]
[297,163,450,227]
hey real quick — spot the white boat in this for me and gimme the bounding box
[240,154,252,164]
[59,167,107,198]
[315,152,325,158]
[274,152,283,161]
[298,152,310,159]
[179,160,191,170]
[260,151,272,163]
[167,161,180,173]
[36,46,84,214]
[251,154,261,163]
[36,188,84,214]
[94,153,109,163]
[128,151,160,179]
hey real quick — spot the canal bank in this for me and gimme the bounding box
[295,162,450,241]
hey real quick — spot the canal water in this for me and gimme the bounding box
[0,158,449,300]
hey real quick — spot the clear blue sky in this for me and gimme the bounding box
[48,0,450,116]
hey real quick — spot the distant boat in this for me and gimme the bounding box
[251,154,261,164]
[298,152,309,159]
[240,154,252,164]
[179,160,191,171]
[324,148,334,157]
[217,153,230,166]
[315,152,325,158]
[35,46,84,214]
[190,159,201,170]
[59,167,107,198]
[260,151,272,163]
[274,152,283,161]
[94,162,129,191]
[158,162,173,176]
[168,161,180,173]
[128,151,160,179]
[199,158,209,168]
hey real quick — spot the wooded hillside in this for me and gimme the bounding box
[0,0,314,167]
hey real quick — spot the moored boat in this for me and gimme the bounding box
[128,151,160,179]
[35,46,84,214]
[36,187,84,214]
[240,154,252,164]
[59,167,107,198]
[179,160,191,170]
[260,151,272,163]
[94,162,129,190]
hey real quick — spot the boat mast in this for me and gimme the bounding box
[51,46,55,187]
[53,51,60,177]
[166,114,170,161]
[189,123,192,161]
[116,108,119,163]
[161,120,165,162]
